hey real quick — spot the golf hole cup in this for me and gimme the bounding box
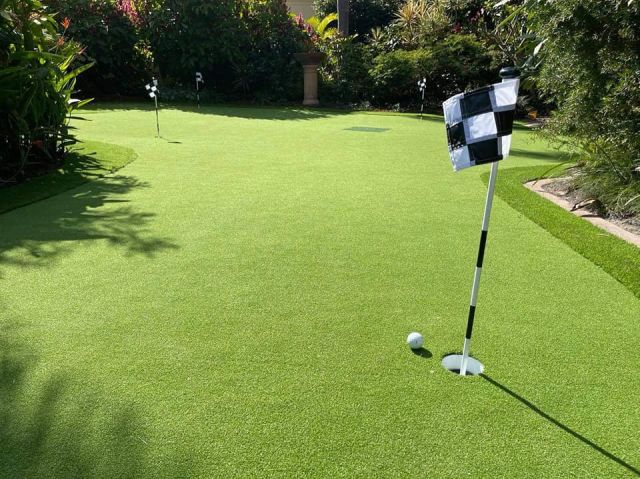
[406,332,424,350]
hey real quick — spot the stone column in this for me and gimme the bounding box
[302,64,320,106]
[294,52,326,107]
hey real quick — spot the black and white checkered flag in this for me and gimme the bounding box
[145,79,159,99]
[443,78,519,171]
[418,78,426,94]
[196,72,204,86]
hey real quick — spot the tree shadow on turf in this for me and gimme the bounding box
[481,374,640,476]
[0,323,193,478]
[509,148,570,162]
[0,173,178,274]
[86,102,343,121]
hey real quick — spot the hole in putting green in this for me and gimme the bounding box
[441,354,485,376]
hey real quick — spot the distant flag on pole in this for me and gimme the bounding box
[442,77,519,171]
[145,78,161,137]
[145,78,159,99]
[418,77,427,119]
[440,68,520,377]
[195,72,204,109]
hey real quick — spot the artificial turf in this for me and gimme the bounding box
[0,141,136,215]
[490,166,640,299]
[0,104,638,478]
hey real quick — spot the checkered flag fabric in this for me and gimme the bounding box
[443,78,519,171]
[145,79,159,99]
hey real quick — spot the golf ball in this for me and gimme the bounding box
[406,332,424,350]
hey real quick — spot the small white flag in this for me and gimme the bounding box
[196,72,204,85]
[442,78,519,171]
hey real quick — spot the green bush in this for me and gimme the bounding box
[530,0,640,217]
[142,0,302,101]
[239,0,304,102]
[369,49,426,105]
[369,35,495,107]
[43,0,150,96]
[314,0,403,35]
[319,35,374,104]
[0,0,91,184]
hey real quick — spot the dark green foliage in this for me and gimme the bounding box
[143,0,243,90]
[43,0,150,97]
[142,0,303,101]
[239,0,304,101]
[369,48,427,105]
[319,36,374,103]
[0,0,91,185]
[530,0,640,217]
[314,0,403,35]
[369,35,495,106]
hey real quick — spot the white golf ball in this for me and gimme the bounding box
[406,332,424,350]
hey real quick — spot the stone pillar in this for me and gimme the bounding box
[302,64,320,106]
[294,52,326,107]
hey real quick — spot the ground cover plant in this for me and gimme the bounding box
[0,106,638,477]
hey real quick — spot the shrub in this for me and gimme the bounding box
[319,35,374,104]
[0,0,90,184]
[369,34,495,107]
[240,0,304,102]
[44,0,149,96]
[314,0,403,35]
[369,49,426,105]
[141,0,302,102]
[142,0,243,94]
[529,0,640,217]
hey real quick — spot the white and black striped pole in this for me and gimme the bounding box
[418,78,426,120]
[459,67,520,376]
[195,72,204,109]
[145,78,160,137]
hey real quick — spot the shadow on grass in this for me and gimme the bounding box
[509,147,570,162]
[0,173,178,273]
[86,101,344,121]
[0,324,192,477]
[0,142,137,216]
[481,374,640,476]
[411,347,433,359]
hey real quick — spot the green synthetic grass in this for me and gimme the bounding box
[0,141,136,215]
[490,166,640,299]
[0,104,638,478]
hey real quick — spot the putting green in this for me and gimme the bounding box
[0,105,638,478]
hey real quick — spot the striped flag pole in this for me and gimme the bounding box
[195,72,203,110]
[154,94,160,137]
[146,78,160,138]
[459,67,520,376]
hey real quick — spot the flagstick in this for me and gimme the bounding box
[196,81,200,110]
[154,95,160,138]
[420,90,425,120]
[459,67,519,376]
[460,160,498,375]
